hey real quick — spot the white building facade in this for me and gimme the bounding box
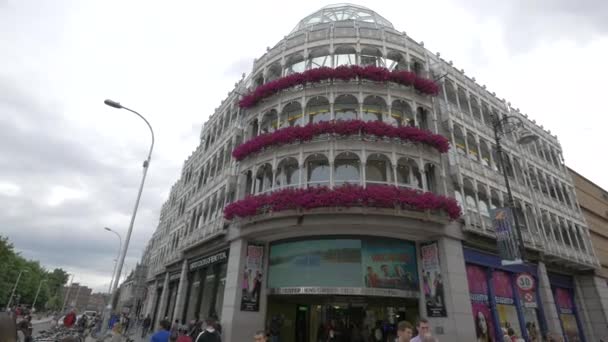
[140,4,608,341]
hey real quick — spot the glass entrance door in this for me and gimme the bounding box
[268,295,418,342]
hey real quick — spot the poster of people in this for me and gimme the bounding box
[420,242,447,317]
[361,238,418,291]
[555,287,582,342]
[241,243,264,311]
[467,264,494,342]
[492,270,522,338]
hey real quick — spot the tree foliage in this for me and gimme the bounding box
[0,235,69,310]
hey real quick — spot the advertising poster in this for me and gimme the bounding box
[555,287,582,342]
[267,238,418,294]
[420,242,447,317]
[241,243,264,311]
[492,270,521,337]
[466,264,495,342]
[490,208,522,265]
[361,238,418,291]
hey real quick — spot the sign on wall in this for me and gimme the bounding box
[491,208,522,265]
[420,242,447,317]
[240,243,264,312]
[515,273,537,308]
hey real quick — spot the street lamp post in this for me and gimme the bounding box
[62,274,75,312]
[104,227,122,294]
[32,279,47,310]
[493,115,538,263]
[6,269,28,310]
[102,99,154,330]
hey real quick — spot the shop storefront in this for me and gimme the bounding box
[181,250,228,323]
[549,273,585,342]
[265,236,420,342]
[464,248,545,342]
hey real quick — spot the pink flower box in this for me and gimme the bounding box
[232,120,450,161]
[239,65,439,109]
[224,184,462,220]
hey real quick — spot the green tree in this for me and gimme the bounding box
[0,235,69,310]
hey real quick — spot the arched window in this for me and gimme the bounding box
[513,158,524,184]
[285,54,305,75]
[396,158,421,188]
[386,51,407,70]
[360,46,383,67]
[281,102,304,127]
[490,189,501,209]
[266,62,282,82]
[454,184,465,210]
[477,185,489,217]
[526,205,538,234]
[416,107,428,130]
[306,97,330,124]
[491,144,501,173]
[479,140,491,167]
[334,94,358,121]
[514,201,526,231]
[366,154,393,184]
[470,95,481,121]
[334,152,360,185]
[250,119,259,138]
[444,80,458,106]
[216,192,225,218]
[260,109,278,133]
[255,163,273,193]
[463,179,477,211]
[458,88,470,114]
[306,154,330,187]
[361,96,386,122]
[308,48,331,69]
[334,46,356,66]
[453,125,466,155]
[391,100,414,127]
[481,102,493,127]
[466,134,479,161]
[425,163,437,192]
[253,73,264,88]
[244,170,253,195]
[276,157,300,188]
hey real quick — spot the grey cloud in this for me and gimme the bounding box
[459,0,608,51]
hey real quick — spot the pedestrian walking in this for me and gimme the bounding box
[170,319,180,341]
[395,321,413,342]
[410,318,430,342]
[142,314,152,338]
[253,330,268,342]
[151,319,171,342]
[195,318,221,342]
[176,326,193,342]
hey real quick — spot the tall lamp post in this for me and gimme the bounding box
[62,273,75,312]
[104,227,122,294]
[493,114,538,263]
[32,279,47,311]
[102,99,154,330]
[6,269,28,310]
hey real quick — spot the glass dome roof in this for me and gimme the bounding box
[290,3,394,34]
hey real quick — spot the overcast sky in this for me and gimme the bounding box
[1,0,607,292]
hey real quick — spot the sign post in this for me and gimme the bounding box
[491,208,522,265]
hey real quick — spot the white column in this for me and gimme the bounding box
[220,239,268,342]
[537,262,564,336]
[172,259,189,323]
[427,236,475,341]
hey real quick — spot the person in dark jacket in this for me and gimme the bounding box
[195,318,221,342]
[142,314,152,338]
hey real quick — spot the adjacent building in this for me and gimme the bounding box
[62,283,92,312]
[140,4,608,341]
[116,264,148,316]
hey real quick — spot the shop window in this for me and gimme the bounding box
[276,157,300,188]
[306,97,330,124]
[391,100,414,127]
[306,154,330,187]
[213,263,228,319]
[361,96,386,122]
[366,154,393,184]
[334,152,360,185]
[282,101,305,127]
[334,94,358,121]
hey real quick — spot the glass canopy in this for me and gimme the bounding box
[290,3,394,34]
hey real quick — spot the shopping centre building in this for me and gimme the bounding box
[140,4,608,341]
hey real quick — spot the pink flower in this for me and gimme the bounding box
[223,184,462,220]
[238,66,439,109]
[232,120,450,160]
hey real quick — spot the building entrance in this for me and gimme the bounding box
[267,295,418,342]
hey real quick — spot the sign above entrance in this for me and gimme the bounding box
[189,250,228,271]
[268,286,419,298]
